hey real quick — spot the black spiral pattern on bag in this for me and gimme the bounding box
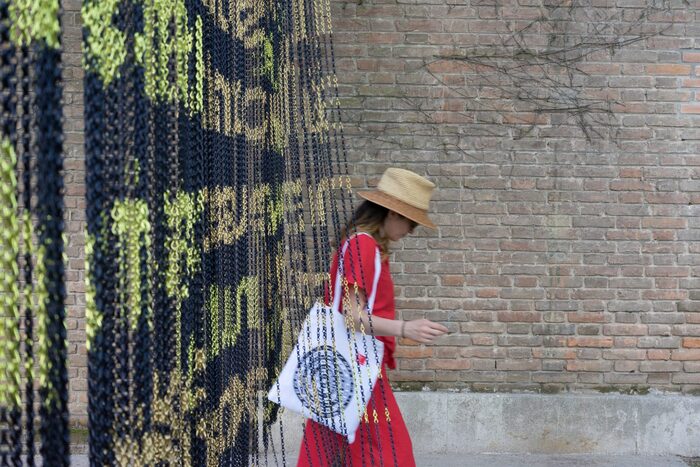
[294,346,354,420]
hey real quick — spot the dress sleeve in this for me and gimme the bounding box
[341,234,378,297]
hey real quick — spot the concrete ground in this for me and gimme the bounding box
[64,390,700,466]
[66,453,691,466]
[416,453,690,467]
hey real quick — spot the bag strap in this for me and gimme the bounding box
[331,232,382,315]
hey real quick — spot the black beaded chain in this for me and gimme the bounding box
[33,3,69,463]
[76,0,364,466]
[0,0,72,465]
[0,0,21,464]
[19,36,35,467]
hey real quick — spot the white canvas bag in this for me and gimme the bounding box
[268,233,384,443]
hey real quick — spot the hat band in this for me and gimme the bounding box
[357,190,437,230]
[376,186,430,210]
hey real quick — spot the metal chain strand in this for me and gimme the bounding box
[0,0,21,463]
[33,2,69,463]
[0,0,73,464]
[84,31,110,467]
[19,39,35,467]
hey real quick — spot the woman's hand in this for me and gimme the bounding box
[402,319,449,344]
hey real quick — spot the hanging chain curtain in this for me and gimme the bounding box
[0,0,390,464]
[82,0,361,465]
[0,0,69,465]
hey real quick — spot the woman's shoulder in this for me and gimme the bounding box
[344,231,378,250]
[341,233,380,261]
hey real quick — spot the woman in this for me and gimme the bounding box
[297,168,448,467]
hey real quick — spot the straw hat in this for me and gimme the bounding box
[358,168,437,230]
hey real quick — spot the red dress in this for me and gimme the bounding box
[296,234,416,467]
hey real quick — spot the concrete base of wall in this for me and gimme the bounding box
[270,392,700,457]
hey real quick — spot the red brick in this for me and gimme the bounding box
[469,311,495,322]
[515,277,537,288]
[578,63,622,74]
[619,168,642,178]
[647,349,671,360]
[503,113,550,125]
[645,193,690,204]
[497,311,541,323]
[441,100,464,112]
[462,348,507,359]
[435,347,461,358]
[645,267,690,278]
[441,275,465,286]
[476,288,499,298]
[640,361,682,372]
[426,60,479,74]
[681,78,700,88]
[472,335,496,346]
[500,240,547,251]
[653,278,679,289]
[532,348,577,360]
[472,359,497,370]
[614,361,639,372]
[400,359,425,370]
[567,337,614,348]
[603,349,646,360]
[610,180,655,191]
[359,32,404,44]
[653,230,676,241]
[566,361,612,372]
[682,51,700,62]
[426,358,471,370]
[645,64,692,75]
[683,338,700,349]
[641,218,687,229]
[671,350,700,361]
[497,360,540,371]
[568,312,606,323]
[642,290,688,300]
[511,179,536,190]
[394,19,443,33]
[615,337,640,348]
[356,59,379,71]
[430,112,474,124]
[395,346,434,358]
[603,324,647,336]
[681,104,700,114]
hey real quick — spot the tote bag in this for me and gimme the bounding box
[268,233,384,443]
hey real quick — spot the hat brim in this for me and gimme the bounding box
[358,190,437,230]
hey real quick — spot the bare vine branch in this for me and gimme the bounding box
[424,0,688,141]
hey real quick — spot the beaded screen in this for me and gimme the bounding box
[0,0,69,466]
[81,0,379,465]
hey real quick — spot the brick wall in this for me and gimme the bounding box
[60,0,700,421]
[329,0,700,394]
[63,0,87,422]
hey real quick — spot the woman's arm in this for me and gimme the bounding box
[342,286,448,344]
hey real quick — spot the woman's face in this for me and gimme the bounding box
[384,210,418,241]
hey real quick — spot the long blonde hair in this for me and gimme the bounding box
[338,201,391,260]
